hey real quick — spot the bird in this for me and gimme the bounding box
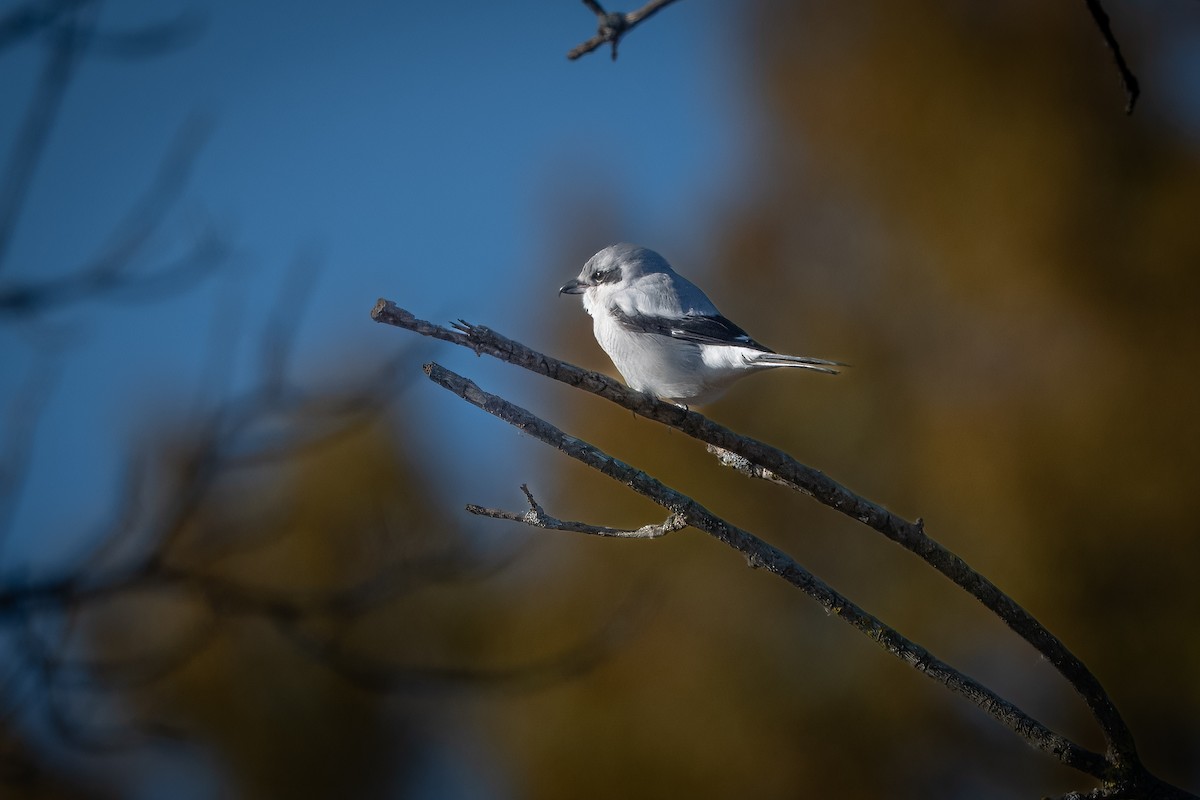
[559,243,843,406]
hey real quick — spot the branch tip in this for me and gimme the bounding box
[370,297,392,320]
[518,483,541,511]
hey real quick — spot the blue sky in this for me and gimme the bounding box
[1,0,757,568]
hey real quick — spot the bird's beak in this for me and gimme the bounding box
[559,278,587,295]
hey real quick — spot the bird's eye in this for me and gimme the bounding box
[591,270,606,282]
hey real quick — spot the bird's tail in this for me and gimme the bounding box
[746,353,846,375]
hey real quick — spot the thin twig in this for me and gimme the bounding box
[467,484,686,538]
[1083,0,1140,114]
[568,0,685,61]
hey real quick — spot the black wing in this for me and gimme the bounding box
[611,308,773,353]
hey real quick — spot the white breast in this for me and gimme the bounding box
[581,276,752,404]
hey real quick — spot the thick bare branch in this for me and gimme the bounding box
[372,301,1200,799]
[370,299,1140,770]
[706,444,797,490]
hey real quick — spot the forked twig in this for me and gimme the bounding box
[568,0,684,61]
[467,484,686,539]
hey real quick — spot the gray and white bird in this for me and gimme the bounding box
[559,243,843,406]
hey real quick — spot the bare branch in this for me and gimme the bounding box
[568,0,685,61]
[467,483,686,538]
[1053,789,1115,800]
[1083,0,1140,114]
[371,301,1200,797]
[706,444,798,491]
[422,360,1113,778]
[378,303,1137,748]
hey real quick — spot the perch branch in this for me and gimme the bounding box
[369,301,1200,795]
[422,360,1111,778]
[706,444,798,490]
[371,300,1138,769]
[568,0,684,61]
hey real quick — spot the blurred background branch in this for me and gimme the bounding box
[0,116,227,318]
[0,303,630,794]
[0,4,638,796]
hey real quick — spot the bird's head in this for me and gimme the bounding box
[559,243,671,298]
